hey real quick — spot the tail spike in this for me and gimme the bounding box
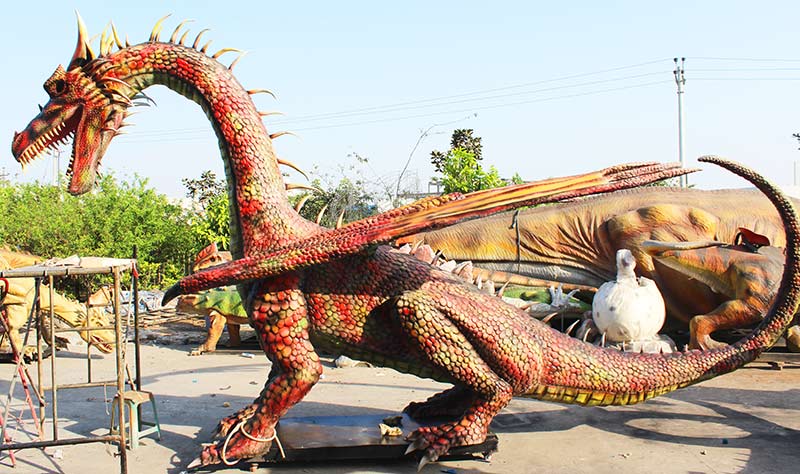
[270,131,297,140]
[212,47,241,60]
[600,332,606,347]
[170,19,194,43]
[125,34,131,48]
[335,210,345,229]
[497,280,510,297]
[294,195,311,213]
[228,51,247,70]
[565,320,580,336]
[200,40,213,53]
[248,89,277,99]
[258,111,284,117]
[430,250,442,265]
[277,158,309,180]
[315,204,328,225]
[192,29,210,49]
[149,14,172,42]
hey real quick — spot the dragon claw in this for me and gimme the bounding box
[186,456,203,469]
[417,452,436,471]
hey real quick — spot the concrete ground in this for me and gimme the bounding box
[1,325,799,474]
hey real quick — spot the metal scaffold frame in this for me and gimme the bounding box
[0,257,142,474]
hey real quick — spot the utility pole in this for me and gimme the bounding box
[673,57,687,187]
[49,149,62,186]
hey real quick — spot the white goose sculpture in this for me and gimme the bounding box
[592,249,666,343]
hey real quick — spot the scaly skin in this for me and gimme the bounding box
[12,16,728,468]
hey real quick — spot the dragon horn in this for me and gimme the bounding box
[70,11,95,68]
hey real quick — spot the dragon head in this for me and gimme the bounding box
[11,14,130,195]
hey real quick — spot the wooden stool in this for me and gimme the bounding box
[110,390,161,449]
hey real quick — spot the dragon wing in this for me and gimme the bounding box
[164,162,691,303]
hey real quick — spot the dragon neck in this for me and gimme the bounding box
[105,42,319,258]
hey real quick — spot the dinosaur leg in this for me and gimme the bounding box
[200,281,321,466]
[226,322,242,348]
[404,386,476,419]
[395,291,513,465]
[689,300,759,350]
[190,310,226,356]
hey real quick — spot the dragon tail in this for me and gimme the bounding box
[526,156,800,406]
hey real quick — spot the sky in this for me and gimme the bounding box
[3,1,800,199]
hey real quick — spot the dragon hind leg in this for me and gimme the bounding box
[394,290,513,466]
[689,299,761,350]
[404,385,477,420]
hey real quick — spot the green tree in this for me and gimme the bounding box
[183,171,231,250]
[439,149,505,194]
[0,174,198,290]
[431,128,483,173]
[431,129,511,194]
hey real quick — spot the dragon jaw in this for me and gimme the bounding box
[11,14,129,195]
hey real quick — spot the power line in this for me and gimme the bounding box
[117,79,670,143]
[115,59,672,140]
[689,56,800,62]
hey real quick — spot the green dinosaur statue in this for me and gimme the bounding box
[401,187,800,350]
[17,17,776,471]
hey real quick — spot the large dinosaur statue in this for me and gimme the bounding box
[400,187,800,349]
[14,16,773,469]
[0,248,115,355]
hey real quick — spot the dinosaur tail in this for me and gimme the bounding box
[525,156,800,406]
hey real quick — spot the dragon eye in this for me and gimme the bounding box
[54,79,66,94]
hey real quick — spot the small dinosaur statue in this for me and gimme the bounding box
[642,236,791,350]
[175,243,248,356]
[0,248,115,355]
[11,16,722,468]
[401,187,800,349]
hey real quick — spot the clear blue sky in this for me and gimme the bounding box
[3,1,800,198]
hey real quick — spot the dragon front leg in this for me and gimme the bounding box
[395,290,513,467]
[199,277,322,467]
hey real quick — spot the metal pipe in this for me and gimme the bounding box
[133,246,141,393]
[48,275,57,441]
[113,267,128,473]
[42,380,121,391]
[86,299,92,383]
[53,324,119,333]
[0,265,132,278]
[0,434,122,451]
[35,279,44,433]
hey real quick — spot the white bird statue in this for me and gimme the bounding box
[592,249,666,343]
